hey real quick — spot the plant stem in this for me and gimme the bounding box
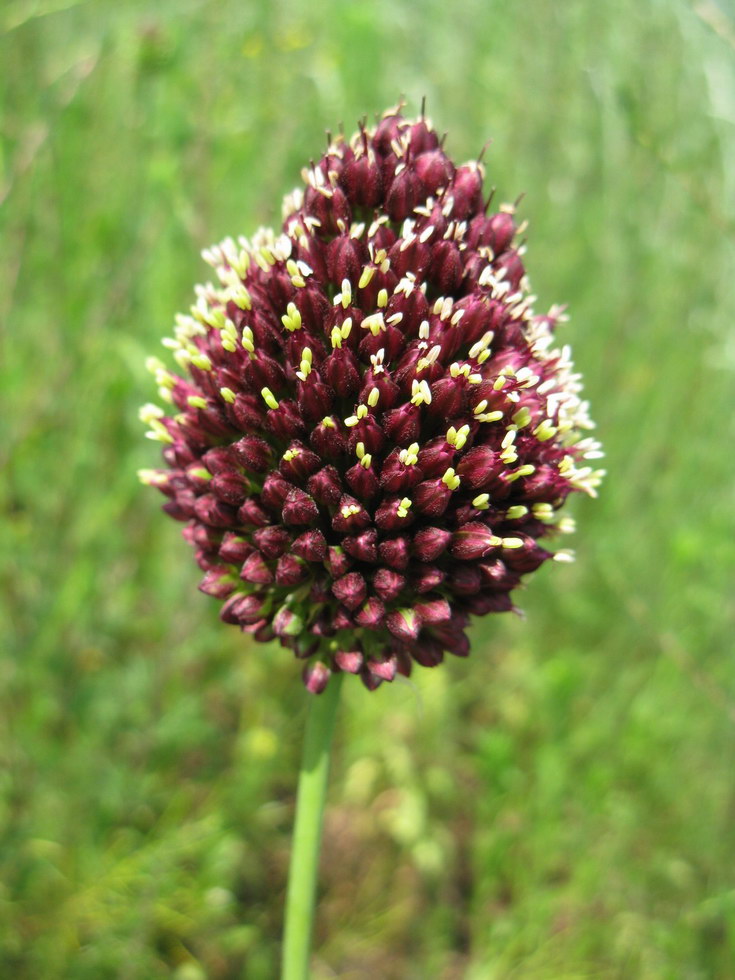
[281,673,343,980]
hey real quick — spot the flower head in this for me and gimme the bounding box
[140,106,604,692]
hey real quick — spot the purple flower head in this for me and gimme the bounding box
[140,106,604,692]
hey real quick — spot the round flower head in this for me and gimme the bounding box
[140,106,604,693]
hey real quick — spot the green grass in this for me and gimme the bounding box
[2,0,735,976]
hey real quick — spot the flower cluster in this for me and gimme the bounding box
[139,107,603,692]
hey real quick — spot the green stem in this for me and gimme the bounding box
[281,673,343,980]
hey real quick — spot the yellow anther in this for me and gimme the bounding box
[261,387,279,410]
[396,497,412,518]
[410,379,432,406]
[321,416,336,428]
[187,395,207,410]
[501,537,524,549]
[356,442,366,459]
[506,505,528,520]
[220,387,236,404]
[359,265,375,289]
[367,387,380,408]
[341,278,352,308]
[281,302,302,332]
[534,419,557,441]
[362,312,386,336]
[377,288,389,308]
[441,468,461,490]
[472,493,490,510]
[512,406,532,428]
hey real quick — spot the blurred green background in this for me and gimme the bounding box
[2,0,734,976]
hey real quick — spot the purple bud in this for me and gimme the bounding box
[382,403,421,445]
[211,471,249,506]
[198,569,236,599]
[237,497,270,528]
[451,163,484,218]
[273,605,305,637]
[279,442,323,483]
[333,605,354,630]
[373,568,406,602]
[427,378,464,419]
[220,592,266,626]
[231,436,273,472]
[341,151,383,207]
[240,550,274,585]
[199,446,232,473]
[332,495,371,532]
[449,563,482,594]
[468,211,516,253]
[218,532,254,564]
[327,234,367,285]
[281,488,319,525]
[335,649,364,673]
[322,348,361,398]
[378,536,410,571]
[343,528,378,564]
[291,529,328,561]
[451,522,498,560]
[310,417,347,458]
[412,526,452,561]
[326,546,352,578]
[275,554,309,585]
[386,608,421,642]
[304,183,351,236]
[261,474,295,511]
[331,571,367,610]
[429,579,470,610]
[302,661,331,694]
[193,494,237,528]
[412,564,446,593]
[345,461,379,502]
[386,166,421,222]
[307,465,343,506]
[427,240,464,293]
[456,446,502,491]
[298,379,334,422]
[366,654,397,681]
[413,479,452,518]
[354,596,386,628]
[375,496,415,531]
[414,149,455,196]
[252,525,292,559]
[412,638,445,667]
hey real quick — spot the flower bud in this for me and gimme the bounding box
[275,553,309,585]
[331,572,367,610]
[334,649,364,673]
[198,569,236,599]
[218,532,254,564]
[307,465,343,506]
[281,488,319,525]
[412,526,452,561]
[252,525,292,559]
[231,435,273,472]
[411,564,446,593]
[302,661,331,694]
[386,608,421,642]
[240,550,274,585]
[378,536,410,571]
[343,528,378,563]
[373,568,406,602]
[291,529,327,561]
[451,522,498,560]
[354,596,386,628]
